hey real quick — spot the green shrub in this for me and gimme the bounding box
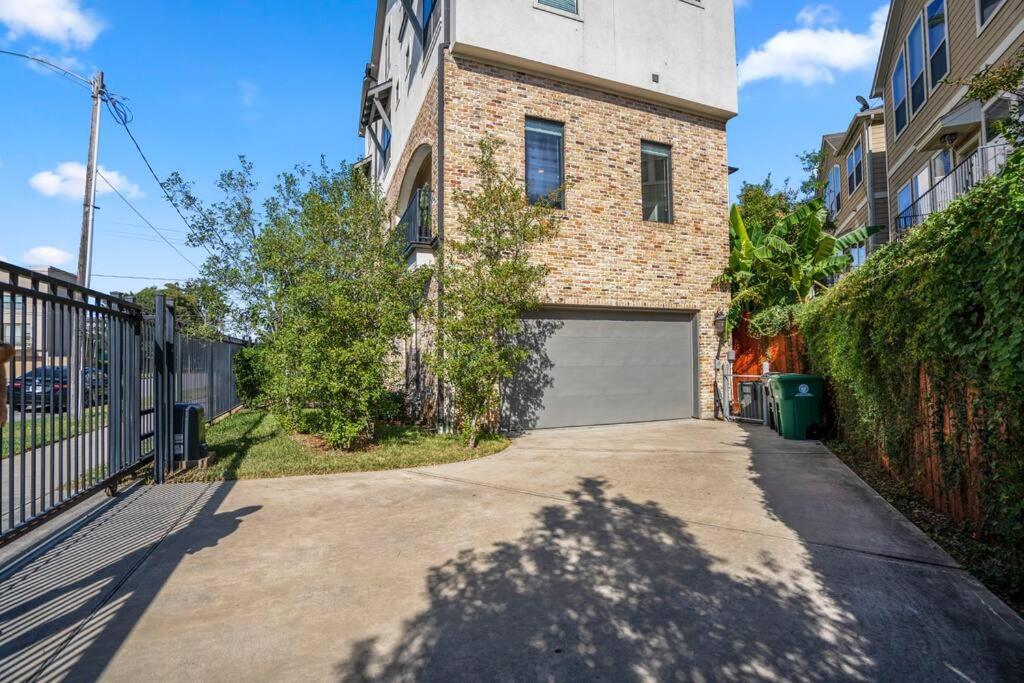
[233,345,270,408]
[798,149,1024,544]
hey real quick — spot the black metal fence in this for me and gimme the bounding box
[400,187,434,251]
[1,262,243,542]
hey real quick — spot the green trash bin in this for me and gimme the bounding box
[768,374,824,440]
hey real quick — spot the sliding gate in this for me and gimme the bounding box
[0,262,243,544]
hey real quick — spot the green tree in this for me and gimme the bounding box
[734,176,797,234]
[428,138,559,447]
[132,280,229,339]
[715,199,879,337]
[797,148,825,200]
[164,157,287,338]
[955,47,1024,148]
[262,165,427,449]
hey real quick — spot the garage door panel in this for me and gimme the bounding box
[543,338,689,366]
[506,309,696,430]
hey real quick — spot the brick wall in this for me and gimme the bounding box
[442,54,731,416]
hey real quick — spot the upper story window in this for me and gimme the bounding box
[907,18,926,115]
[978,0,1006,29]
[926,0,948,88]
[825,165,842,216]
[892,53,908,136]
[846,142,863,195]
[641,141,672,224]
[538,0,579,14]
[984,96,1013,143]
[525,118,564,208]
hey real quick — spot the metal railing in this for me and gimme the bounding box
[896,142,1011,237]
[400,187,435,251]
[1,262,244,542]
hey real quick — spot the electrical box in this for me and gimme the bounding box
[173,403,207,462]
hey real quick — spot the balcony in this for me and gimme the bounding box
[400,188,436,265]
[896,142,1011,237]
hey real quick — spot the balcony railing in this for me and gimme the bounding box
[400,188,435,252]
[896,142,1011,237]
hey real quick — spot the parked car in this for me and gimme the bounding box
[7,366,109,412]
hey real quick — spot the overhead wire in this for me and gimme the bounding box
[96,168,202,272]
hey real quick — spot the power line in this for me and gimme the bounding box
[92,274,193,281]
[96,168,202,272]
[0,49,93,89]
[103,94,217,261]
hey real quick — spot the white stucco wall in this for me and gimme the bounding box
[365,0,444,193]
[451,0,738,119]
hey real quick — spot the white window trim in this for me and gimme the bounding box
[891,51,910,139]
[925,0,949,94]
[847,142,864,194]
[976,0,1008,35]
[906,16,928,117]
[533,1,584,22]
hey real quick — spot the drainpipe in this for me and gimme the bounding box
[434,0,451,433]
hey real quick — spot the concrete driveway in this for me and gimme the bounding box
[2,420,1022,681]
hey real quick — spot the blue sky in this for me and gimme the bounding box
[0,0,888,294]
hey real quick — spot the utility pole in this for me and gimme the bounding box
[77,71,104,288]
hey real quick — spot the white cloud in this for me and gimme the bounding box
[23,246,73,267]
[0,0,103,48]
[738,4,889,88]
[30,161,143,200]
[796,4,841,28]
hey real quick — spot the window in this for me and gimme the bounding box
[378,125,391,174]
[907,18,927,115]
[926,0,948,88]
[932,149,953,180]
[421,0,437,42]
[978,0,1005,28]
[825,165,842,216]
[897,182,914,234]
[846,142,863,195]
[538,0,578,13]
[892,53,908,136]
[848,242,868,269]
[525,118,564,208]
[640,142,672,223]
[984,96,1013,142]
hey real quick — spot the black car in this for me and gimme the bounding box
[7,366,109,412]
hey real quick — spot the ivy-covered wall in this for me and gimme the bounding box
[798,149,1024,545]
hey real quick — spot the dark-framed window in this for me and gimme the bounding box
[538,0,579,14]
[978,0,1005,28]
[641,141,673,223]
[926,0,948,89]
[846,142,863,195]
[525,118,564,208]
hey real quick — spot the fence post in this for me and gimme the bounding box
[107,306,122,489]
[154,294,166,484]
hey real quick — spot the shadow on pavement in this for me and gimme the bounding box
[335,476,873,681]
[0,482,259,681]
[740,423,1024,680]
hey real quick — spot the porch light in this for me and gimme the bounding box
[713,311,727,337]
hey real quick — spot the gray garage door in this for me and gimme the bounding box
[503,308,697,430]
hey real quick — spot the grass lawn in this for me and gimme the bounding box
[1,406,108,459]
[173,409,511,482]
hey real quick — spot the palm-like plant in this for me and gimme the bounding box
[715,198,880,336]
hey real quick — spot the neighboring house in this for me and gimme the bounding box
[871,0,1023,240]
[359,0,738,430]
[819,106,889,270]
[1,266,77,376]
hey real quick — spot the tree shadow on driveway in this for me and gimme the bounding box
[335,476,873,682]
